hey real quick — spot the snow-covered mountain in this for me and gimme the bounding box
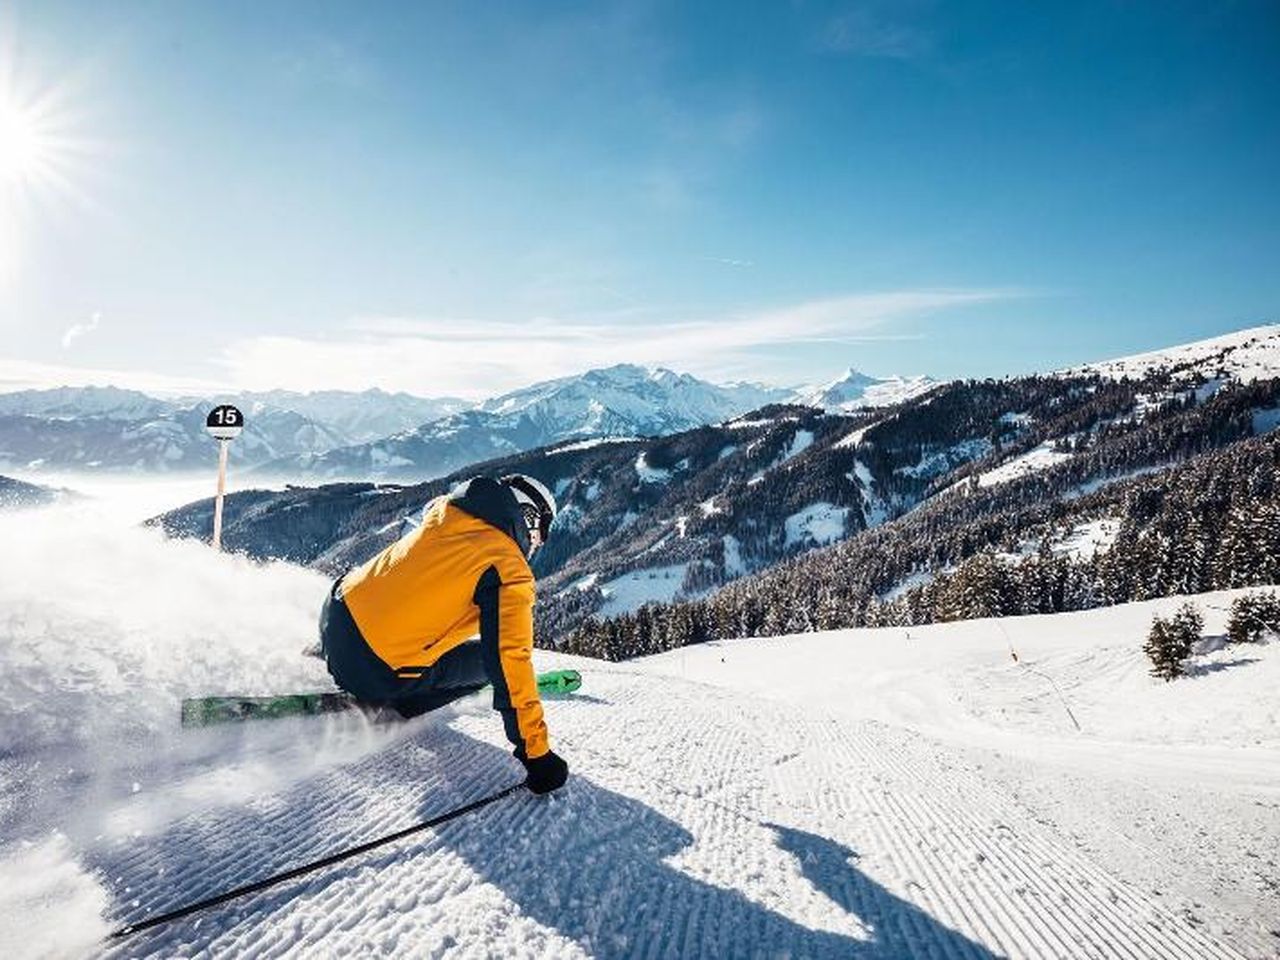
[480,364,784,433]
[0,385,172,421]
[793,368,938,411]
[1059,322,1280,383]
[0,388,468,474]
[7,326,1277,480]
[204,389,471,445]
[260,365,791,481]
[0,405,349,473]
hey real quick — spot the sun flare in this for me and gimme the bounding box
[0,97,52,185]
[0,57,91,285]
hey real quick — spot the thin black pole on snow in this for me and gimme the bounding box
[109,781,526,941]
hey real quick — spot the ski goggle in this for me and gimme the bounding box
[520,503,543,538]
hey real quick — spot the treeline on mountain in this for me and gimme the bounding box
[540,375,1276,624]
[539,407,863,593]
[559,426,1280,661]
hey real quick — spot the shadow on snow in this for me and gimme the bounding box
[95,722,999,959]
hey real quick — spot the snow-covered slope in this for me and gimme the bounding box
[1,495,1273,958]
[646,593,1280,957]
[795,368,938,411]
[1060,323,1280,383]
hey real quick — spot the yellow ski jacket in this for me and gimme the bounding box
[340,476,549,759]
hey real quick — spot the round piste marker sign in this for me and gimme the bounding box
[206,404,244,441]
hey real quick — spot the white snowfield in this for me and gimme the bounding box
[0,499,1277,959]
[1059,323,1280,383]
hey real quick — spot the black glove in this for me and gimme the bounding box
[522,750,568,795]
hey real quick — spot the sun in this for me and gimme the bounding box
[0,68,88,285]
[0,96,53,186]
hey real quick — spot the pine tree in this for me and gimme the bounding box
[1227,591,1280,644]
[1144,614,1191,681]
[1170,601,1203,653]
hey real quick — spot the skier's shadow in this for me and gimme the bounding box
[427,739,1002,959]
[93,724,999,959]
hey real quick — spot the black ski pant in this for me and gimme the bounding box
[319,579,489,718]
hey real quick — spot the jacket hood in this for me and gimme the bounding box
[449,475,532,557]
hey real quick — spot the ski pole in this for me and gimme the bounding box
[108,781,525,941]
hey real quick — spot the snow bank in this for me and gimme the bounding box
[835,419,880,449]
[642,590,1280,954]
[723,534,746,577]
[1253,404,1280,435]
[778,428,814,464]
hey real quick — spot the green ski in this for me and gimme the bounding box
[181,669,583,727]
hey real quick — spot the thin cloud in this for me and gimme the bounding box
[820,4,934,61]
[60,311,101,349]
[218,288,1022,398]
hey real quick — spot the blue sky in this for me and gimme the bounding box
[0,0,1276,398]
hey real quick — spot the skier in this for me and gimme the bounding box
[318,473,569,795]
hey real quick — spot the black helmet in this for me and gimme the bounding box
[500,474,558,546]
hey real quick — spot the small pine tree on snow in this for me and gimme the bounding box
[1170,601,1204,652]
[1144,614,1192,682]
[1226,591,1280,644]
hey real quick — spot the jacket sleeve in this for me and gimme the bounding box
[474,565,549,760]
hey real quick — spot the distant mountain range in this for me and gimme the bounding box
[795,369,937,411]
[0,362,914,479]
[151,324,1280,653]
[0,386,469,474]
[209,389,470,444]
[259,365,791,481]
[6,326,1276,480]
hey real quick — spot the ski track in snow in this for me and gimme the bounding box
[88,668,1248,960]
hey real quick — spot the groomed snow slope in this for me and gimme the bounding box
[0,498,1275,958]
[647,596,1280,957]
